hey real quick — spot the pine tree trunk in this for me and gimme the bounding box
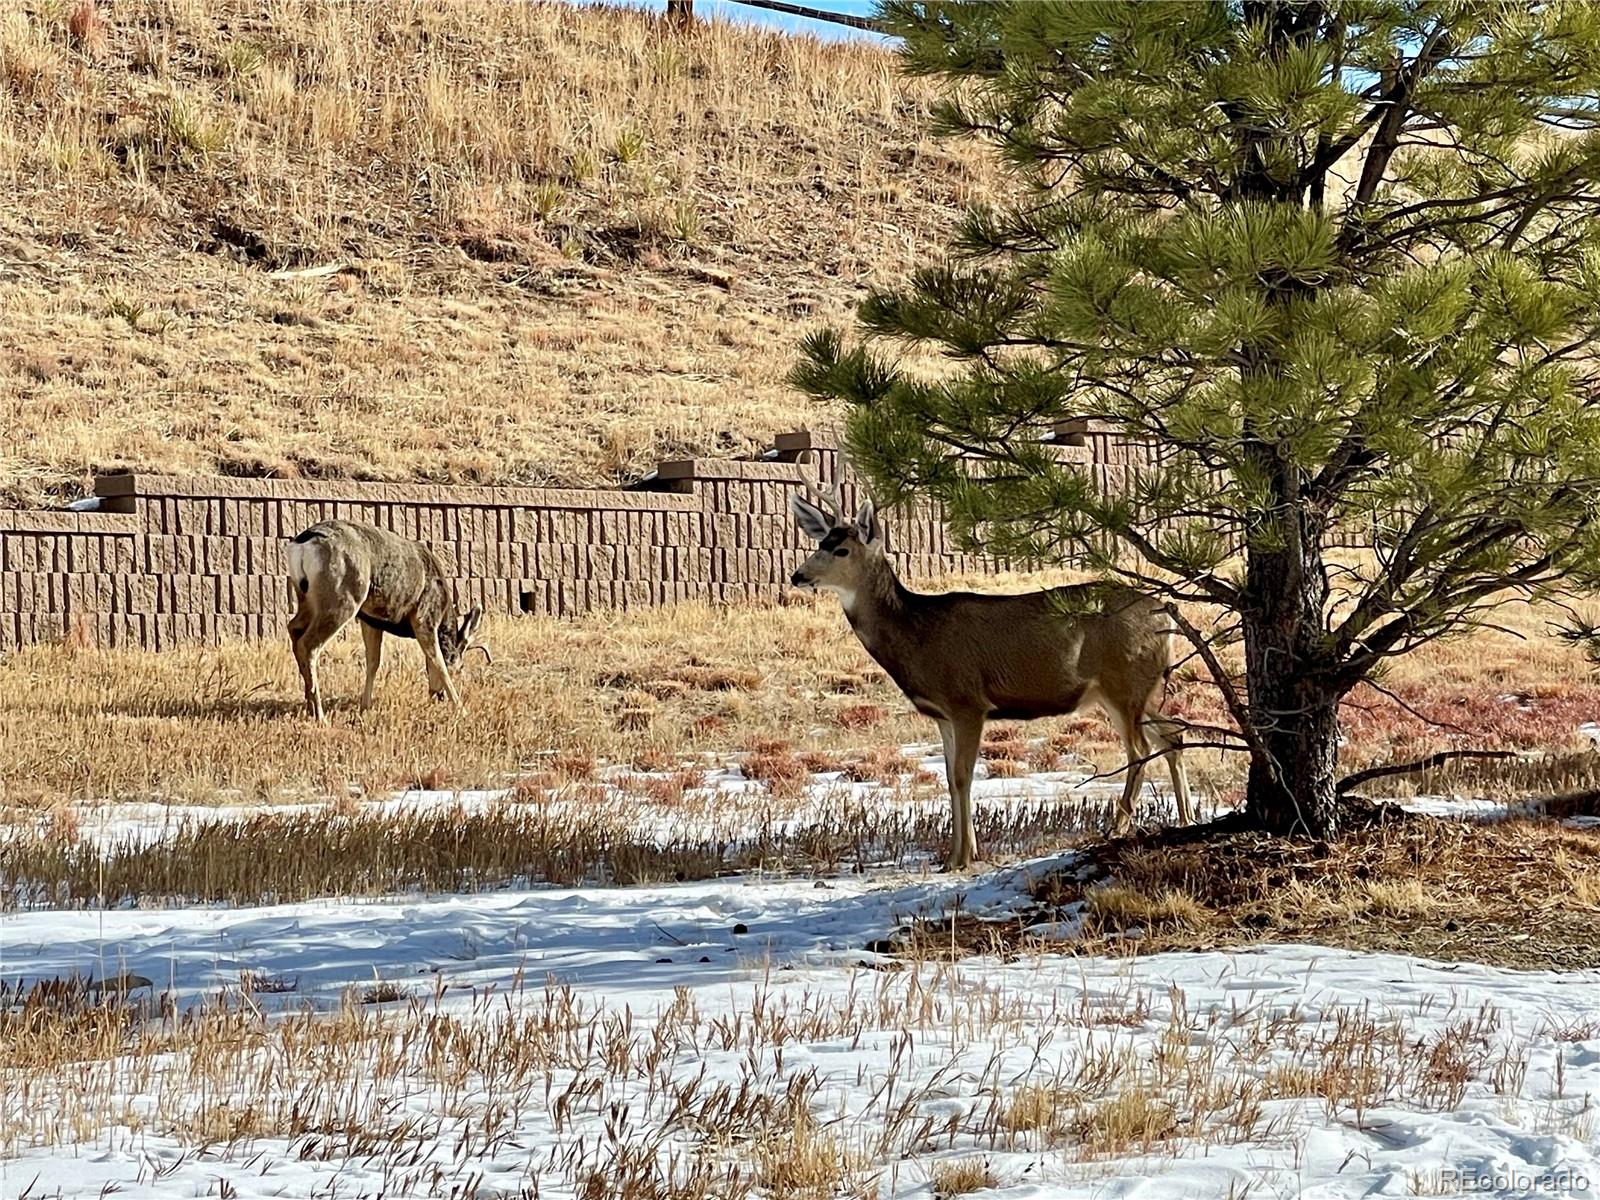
[1241,544,1342,838]
[1243,651,1341,836]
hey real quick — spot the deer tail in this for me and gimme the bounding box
[285,529,329,595]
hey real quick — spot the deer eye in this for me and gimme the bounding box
[833,547,849,557]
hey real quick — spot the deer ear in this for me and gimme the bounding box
[855,498,880,546]
[790,493,831,541]
[459,606,483,643]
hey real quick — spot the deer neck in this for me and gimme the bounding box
[431,602,460,658]
[838,556,911,648]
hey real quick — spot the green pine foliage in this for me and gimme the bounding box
[794,2,1600,835]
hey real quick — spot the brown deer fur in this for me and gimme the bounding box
[286,520,485,721]
[790,487,1191,870]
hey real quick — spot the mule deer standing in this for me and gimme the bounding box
[789,471,1192,870]
[286,520,488,721]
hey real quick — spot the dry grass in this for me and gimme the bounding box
[0,600,937,810]
[7,583,1598,817]
[754,1111,872,1200]
[999,1082,1066,1134]
[1,588,1167,904]
[0,0,1002,505]
[0,572,1167,813]
[0,789,1116,908]
[1070,1086,1180,1157]
[1027,807,1600,970]
[1084,883,1210,932]
[928,1157,997,1198]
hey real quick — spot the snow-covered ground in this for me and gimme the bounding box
[0,858,1065,1004]
[4,756,1598,1199]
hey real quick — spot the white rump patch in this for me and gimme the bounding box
[285,541,323,591]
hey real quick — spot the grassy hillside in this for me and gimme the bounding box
[0,0,999,507]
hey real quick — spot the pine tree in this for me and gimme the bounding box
[793,2,1600,837]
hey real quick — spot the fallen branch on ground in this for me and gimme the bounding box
[1336,749,1520,795]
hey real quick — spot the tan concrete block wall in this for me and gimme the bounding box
[0,429,1125,652]
[0,511,143,651]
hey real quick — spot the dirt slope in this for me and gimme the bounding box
[0,0,999,506]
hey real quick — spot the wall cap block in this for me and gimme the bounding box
[773,429,840,454]
[0,509,140,535]
[1046,444,1094,464]
[93,474,698,511]
[654,458,806,482]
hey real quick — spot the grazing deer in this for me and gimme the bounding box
[285,520,488,721]
[789,467,1192,870]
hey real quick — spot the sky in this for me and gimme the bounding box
[572,0,890,44]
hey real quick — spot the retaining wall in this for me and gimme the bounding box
[0,432,1022,652]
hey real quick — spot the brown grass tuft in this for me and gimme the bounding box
[633,768,706,807]
[981,727,1028,761]
[1000,1083,1066,1135]
[690,714,728,738]
[836,703,888,730]
[673,665,763,692]
[358,981,408,1005]
[66,2,107,57]
[1084,883,1211,932]
[837,745,914,786]
[755,1112,869,1199]
[743,747,810,800]
[1070,1086,1179,1157]
[929,1157,998,1198]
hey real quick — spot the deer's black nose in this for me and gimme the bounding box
[789,570,807,587]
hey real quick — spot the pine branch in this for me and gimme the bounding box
[1076,737,1251,789]
[1337,546,1569,686]
[1100,525,1242,607]
[1159,601,1270,770]
[1353,25,1455,208]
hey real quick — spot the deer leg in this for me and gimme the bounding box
[359,622,384,710]
[293,604,355,723]
[1111,707,1151,835]
[1145,714,1194,825]
[943,717,983,871]
[415,625,460,706]
[289,633,321,722]
[288,601,315,719]
[936,721,959,866]
[292,637,319,721]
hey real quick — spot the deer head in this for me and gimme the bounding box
[789,454,885,604]
[439,605,491,669]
